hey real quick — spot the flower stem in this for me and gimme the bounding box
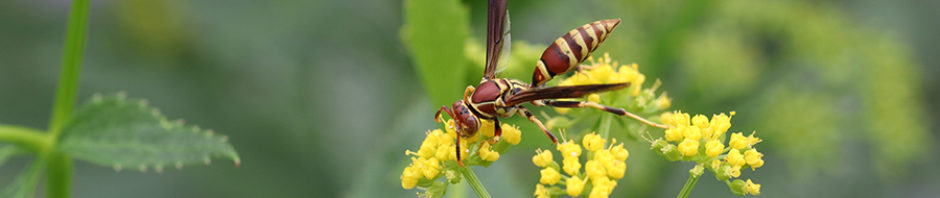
[676,171,701,198]
[0,125,51,152]
[46,0,90,197]
[458,166,491,198]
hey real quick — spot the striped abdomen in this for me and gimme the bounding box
[532,19,621,86]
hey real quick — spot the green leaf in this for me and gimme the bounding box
[402,0,468,107]
[57,93,239,172]
[0,146,21,168]
[1,160,43,198]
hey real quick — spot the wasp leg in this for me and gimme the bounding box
[493,119,503,140]
[455,124,465,166]
[540,100,668,129]
[435,105,455,122]
[517,107,559,144]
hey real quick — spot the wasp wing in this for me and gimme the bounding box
[505,83,630,106]
[484,0,509,79]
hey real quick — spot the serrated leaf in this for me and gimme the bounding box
[57,93,239,171]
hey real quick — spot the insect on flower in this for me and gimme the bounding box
[435,0,640,166]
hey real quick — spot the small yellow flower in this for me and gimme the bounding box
[683,127,702,141]
[501,124,522,145]
[479,142,500,162]
[745,179,761,195]
[726,149,745,167]
[589,182,611,198]
[563,157,581,175]
[746,132,762,147]
[606,160,627,179]
[744,149,764,170]
[664,126,684,142]
[729,132,748,149]
[534,184,551,198]
[691,114,709,129]
[583,133,606,151]
[730,166,742,178]
[479,119,495,137]
[655,93,672,109]
[585,160,607,180]
[400,165,420,189]
[434,145,450,161]
[557,140,582,158]
[711,159,722,170]
[532,149,553,167]
[678,139,700,157]
[421,157,440,179]
[566,176,585,196]
[588,93,601,103]
[610,143,629,161]
[593,149,614,162]
[539,167,561,185]
[704,140,724,157]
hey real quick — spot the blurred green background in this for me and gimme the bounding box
[0,0,937,197]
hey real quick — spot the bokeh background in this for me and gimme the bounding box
[0,0,937,197]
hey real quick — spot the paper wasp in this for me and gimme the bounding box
[435,0,633,165]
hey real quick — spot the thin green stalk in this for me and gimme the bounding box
[676,172,701,198]
[46,0,91,197]
[0,125,51,152]
[49,0,90,134]
[458,166,491,198]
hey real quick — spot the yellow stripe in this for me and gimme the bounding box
[536,60,551,81]
[553,38,577,67]
[593,21,608,41]
[569,29,588,61]
[582,24,599,50]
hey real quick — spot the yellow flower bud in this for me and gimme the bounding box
[661,112,675,126]
[655,93,671,109]
[684,126,702,141]
[588,93,601,103]
[422,157,440,179]
[563,157,581,175]
[678,139,700,157]
[710,159,723,170]
[664,127,682,142]
[479,142,500,162]
[585,160,607,180]
[606,160,627,179]
[417,143,436,159]
[479,119,495,137]
[610,143,629,161]
[726,149,745,167]
[434,145,450,161]
[705,140,724,157]
[582,133,606,151]
[729,133,748,149]
[534,184,551,198]
[566,176,585,196]
[589,183,611,198]
[400,165,420,189]
[594,149,614,162]
[745,179,761,195]
[730,166,741,178]
[539,167,561,185]
[501,124,522,145]
[674,111,691,127]
[532,149,553,167]
[691,114,709,129]
[746,132,761,147]
[557,140,582,158]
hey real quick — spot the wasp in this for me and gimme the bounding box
[435,0,635,165]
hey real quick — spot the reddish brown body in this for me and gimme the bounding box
[532,19,621,86]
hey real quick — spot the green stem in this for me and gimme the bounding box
[458,166,491,198]
[46,0,91,197]
[49,0,90,135]
[677,172,701,198]
[598,114,613,139]
[0,125,51,152]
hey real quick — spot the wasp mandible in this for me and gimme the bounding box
[435,0,636,166]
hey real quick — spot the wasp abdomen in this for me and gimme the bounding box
[532,19,620,86]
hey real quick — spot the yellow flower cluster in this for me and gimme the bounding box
[400,119,522,190]
[651,111,764,196]
[550,53,671,121]
[532,133,629,198]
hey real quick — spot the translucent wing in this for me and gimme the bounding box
[504,83,629,106]
[484,0,509,79]
[494,12,511,75]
